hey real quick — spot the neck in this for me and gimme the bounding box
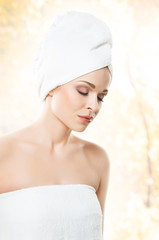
[29,100,73,153]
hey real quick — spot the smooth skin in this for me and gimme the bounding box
[0,66,111,234]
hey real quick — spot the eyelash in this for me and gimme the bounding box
[77,91,104,102]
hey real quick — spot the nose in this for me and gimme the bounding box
[86,94,100,115]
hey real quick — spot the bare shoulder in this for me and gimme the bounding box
[0,128,26,160]
[72,135,110,169]
[0,135,15,161]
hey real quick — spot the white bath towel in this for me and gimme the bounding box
[0,184,103,240]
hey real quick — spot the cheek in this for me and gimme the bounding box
[51,88,83,117]
[66,89,84,111]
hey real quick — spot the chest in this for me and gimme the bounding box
[0,143,100,192]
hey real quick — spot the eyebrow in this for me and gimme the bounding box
[77,80,108,93]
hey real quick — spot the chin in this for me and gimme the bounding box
[65,119,88,132]
[75,129,86,133]
[71,125,88,132]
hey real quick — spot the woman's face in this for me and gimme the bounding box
[48,67,111,132]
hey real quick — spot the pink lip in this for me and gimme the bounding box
[78,115,92,123]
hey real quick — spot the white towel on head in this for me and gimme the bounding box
[33,10,113,101]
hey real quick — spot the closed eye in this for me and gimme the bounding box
[77,90,104,102]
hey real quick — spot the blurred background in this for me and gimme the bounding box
[0,0,159,239]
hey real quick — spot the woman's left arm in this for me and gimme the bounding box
[96,148,110,235]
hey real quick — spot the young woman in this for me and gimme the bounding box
[0,10,113,240]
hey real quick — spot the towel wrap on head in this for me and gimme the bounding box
[33,10,113,101]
